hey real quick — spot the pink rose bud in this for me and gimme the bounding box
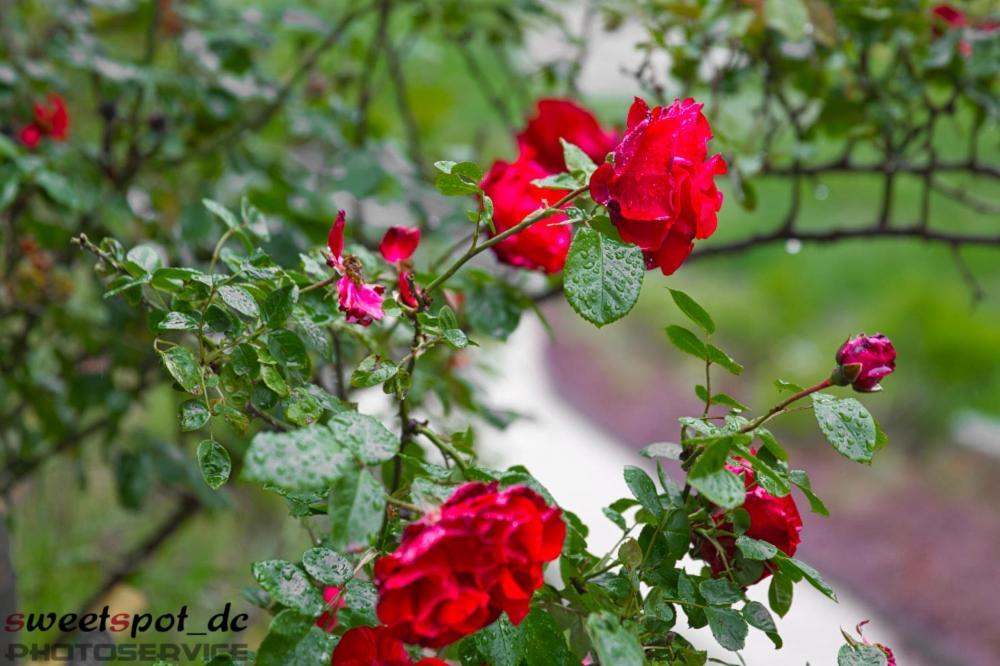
[833,333,896,392]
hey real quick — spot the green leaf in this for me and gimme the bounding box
[623,466,662,517]
[329,411,399,465]
[260,365,289,397]
[203,198,240,230]
[707,343,743,375]
[218,285,260,318]
[564,227,644,327]
[159,346,202,394]
[285,387,323,426]
[664,509,690,559]
[812,393,877,464]
[197,440,232,489]
[743,601,782,649]
[705,606,748,651]
[689,436,738,477]
[699,579,742,605]
[531,172,582,190]
[768,573,794,617]
[689,467,744,508]
[252,561,325,617]
[125,244,162,275]
[242,425,352,492]
[263,285,297,326]
[443,328,470,349]
[467,614,526,666]
[639,442,683,460]
[790,469,829,516]
[328,468,385,550]
[838,644,889,666]
[465,281,522,340]
[435,171,480,196]
[669,289,715,334]
[302,547,352,587]
[561,139,598,179]
[785,557,837,601]
[36,170,83,210]
[255,610,314,666]
[665,325,707,359]
[179,400,211,431]
[158,311,200,331]
[350,354,398,388]
[735,535,779,560]
[521,610,577,666]
[268,329,311,376]
[585,611,644,666]
[602,507,627,531]
[765,0,809,41]
[337,579,378,629]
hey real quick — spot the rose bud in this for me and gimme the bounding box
[379,225,421,264]
[314,586,344,633]
[833,333,896,393]
[480,156,572,274]
[517,98,617,174]
[375,482,565,648]
[330,626,446,666]
[589,97,726,275]
[698,462,802,584]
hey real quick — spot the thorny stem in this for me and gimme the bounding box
[423,185,588,295]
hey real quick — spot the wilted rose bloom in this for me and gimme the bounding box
[590,97,727,275]
[380,225,421,263]
[480,156,572,273]
[330,626,446,666]
[314,586,344,633]
[835,333,896,393]
[375,482,566,648]
[326,210,385,327]
[699,463,802,583]
[398,270,420,308]
[517,98,617,174]
[337,275,384,326]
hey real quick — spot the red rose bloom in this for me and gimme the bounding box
[517,98,617,174]
[932,3,967,28]
[835,333,896,393]
[589,97,726,275]
[699,463,802,583]
[32,93,70,141]
[329,626,446,666]
[380,226,421,264]
[374,482,565,648]
[480,156,572,274]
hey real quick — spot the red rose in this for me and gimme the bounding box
[589,97,726,275]
[380,226,421,264]
[315,586,345,633]
[374,482,565,648]
[698,463,802,583]
[32,93,70,141]
[480,157,572,274]
[517,98,617,174]
[835,333,896,393]
[329,626,446,666]
[931,4,967,28]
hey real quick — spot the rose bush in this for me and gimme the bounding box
[69,87,904,665]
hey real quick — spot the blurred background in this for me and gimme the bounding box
[2,1,998,664]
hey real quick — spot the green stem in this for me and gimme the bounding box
[423,185,588,295]
[414,424,469,474]
[738,378,832,433]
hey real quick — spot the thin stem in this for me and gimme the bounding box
[424,186,587,295]
[414,425,468,474]
[739,378,832,433]
[301,275,338,293]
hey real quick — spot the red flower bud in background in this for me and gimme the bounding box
[325,211,385,326]
[834,333,896,393]
[375,482,565,648]
[930,4,997,57]
[517,98,617,174]
[698,463,802,583]
[590,97,726,275]
[380,225,421,263]
[33,94,69,140]
[480,156,572,274]
[330,626,446,666]
[19,124,42,150]
[314,586,344,633]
